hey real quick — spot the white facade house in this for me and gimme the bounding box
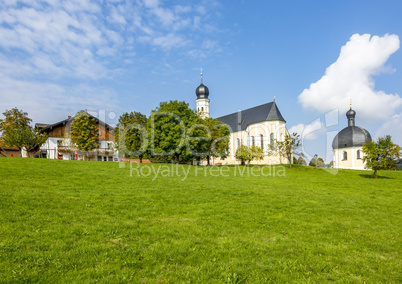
[36,114,118,162]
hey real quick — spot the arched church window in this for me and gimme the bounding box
[342,151,347,161]
[201,107,204,111]
[357,149,361,159]
[260,135,264,150]
[280,133,283,141]
[251,136,255,147]
[236,138,240,150]
[270,133,274,146]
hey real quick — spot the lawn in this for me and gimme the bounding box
[0,158,401,283]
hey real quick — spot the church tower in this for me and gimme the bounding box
[332,105,372,169]
[195,69,210,119]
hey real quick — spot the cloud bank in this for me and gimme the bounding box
[298,34,402,122]
[0,0,220,123]
[288,120,323,141]
[374,113,402,145]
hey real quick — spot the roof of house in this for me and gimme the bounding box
[216,101,286,132]
[35,112,114,133]
[35,123,51,131]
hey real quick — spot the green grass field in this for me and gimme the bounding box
[0,158,401,283]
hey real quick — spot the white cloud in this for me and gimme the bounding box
[0,74,118,124]
[374,113,402,146]
[289,120,323,141]
[175,5,192,14]
[0,0,221,124]
[108,6,127,25]
[143,0,159,9]
[152,33,189,49]
[298,34,402,122]
[0,0,216,80]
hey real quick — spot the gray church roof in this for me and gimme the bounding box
[332,126,372,149]
[332,108,372,149]
[217,101,286,132]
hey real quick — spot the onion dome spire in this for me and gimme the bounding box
[195,67,209,99]
[346,100,356,127]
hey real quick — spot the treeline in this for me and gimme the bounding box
[0,102,231,164]
[115,100,230,165]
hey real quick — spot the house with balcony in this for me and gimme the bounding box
[36,113,118,161]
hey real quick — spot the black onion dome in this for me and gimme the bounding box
[346,108,356,119]
[332,126,371,149]
[196,83,209,99]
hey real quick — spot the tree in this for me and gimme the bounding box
[148,101,197,163]
[296,156,307,165]
[235,145,264,166]
[115,111,148,163]
[309,154,318,167]
[0,108,32,148]
[187,117,230,165]
[317,157,325,168]
[3,125,48,157]
[71,111,99,159]
[268,132,302,169]
[362,135,401,178]
[0,108,46,157]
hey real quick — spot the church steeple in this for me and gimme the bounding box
[346,101,356,127]
[195,68,210,119]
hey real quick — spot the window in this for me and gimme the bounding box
[357,149,361,159]
[342,151,347,161]
[236,138,240,150]
[251,136,255,147]
[201,107,204,111]
[270,133,274,146]
[260,135,264,150]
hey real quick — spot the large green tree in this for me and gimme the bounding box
[235,145,264,166]
[148,101,197,163]
[362,135,401,178]
[0,108,46,157]
[116,111,148,163]
[3,125,48,157]
[268,132,302,168]
[71,111,99,159]
[0,108,32,148]
[187,117,230,165]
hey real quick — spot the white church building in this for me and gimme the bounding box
[195,72,290,165]
[332,107,372,169]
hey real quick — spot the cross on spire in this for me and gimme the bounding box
[200,67,203,83]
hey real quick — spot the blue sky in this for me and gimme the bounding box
[1,0,402,161]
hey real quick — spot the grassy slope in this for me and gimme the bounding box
[0,158,401,283]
